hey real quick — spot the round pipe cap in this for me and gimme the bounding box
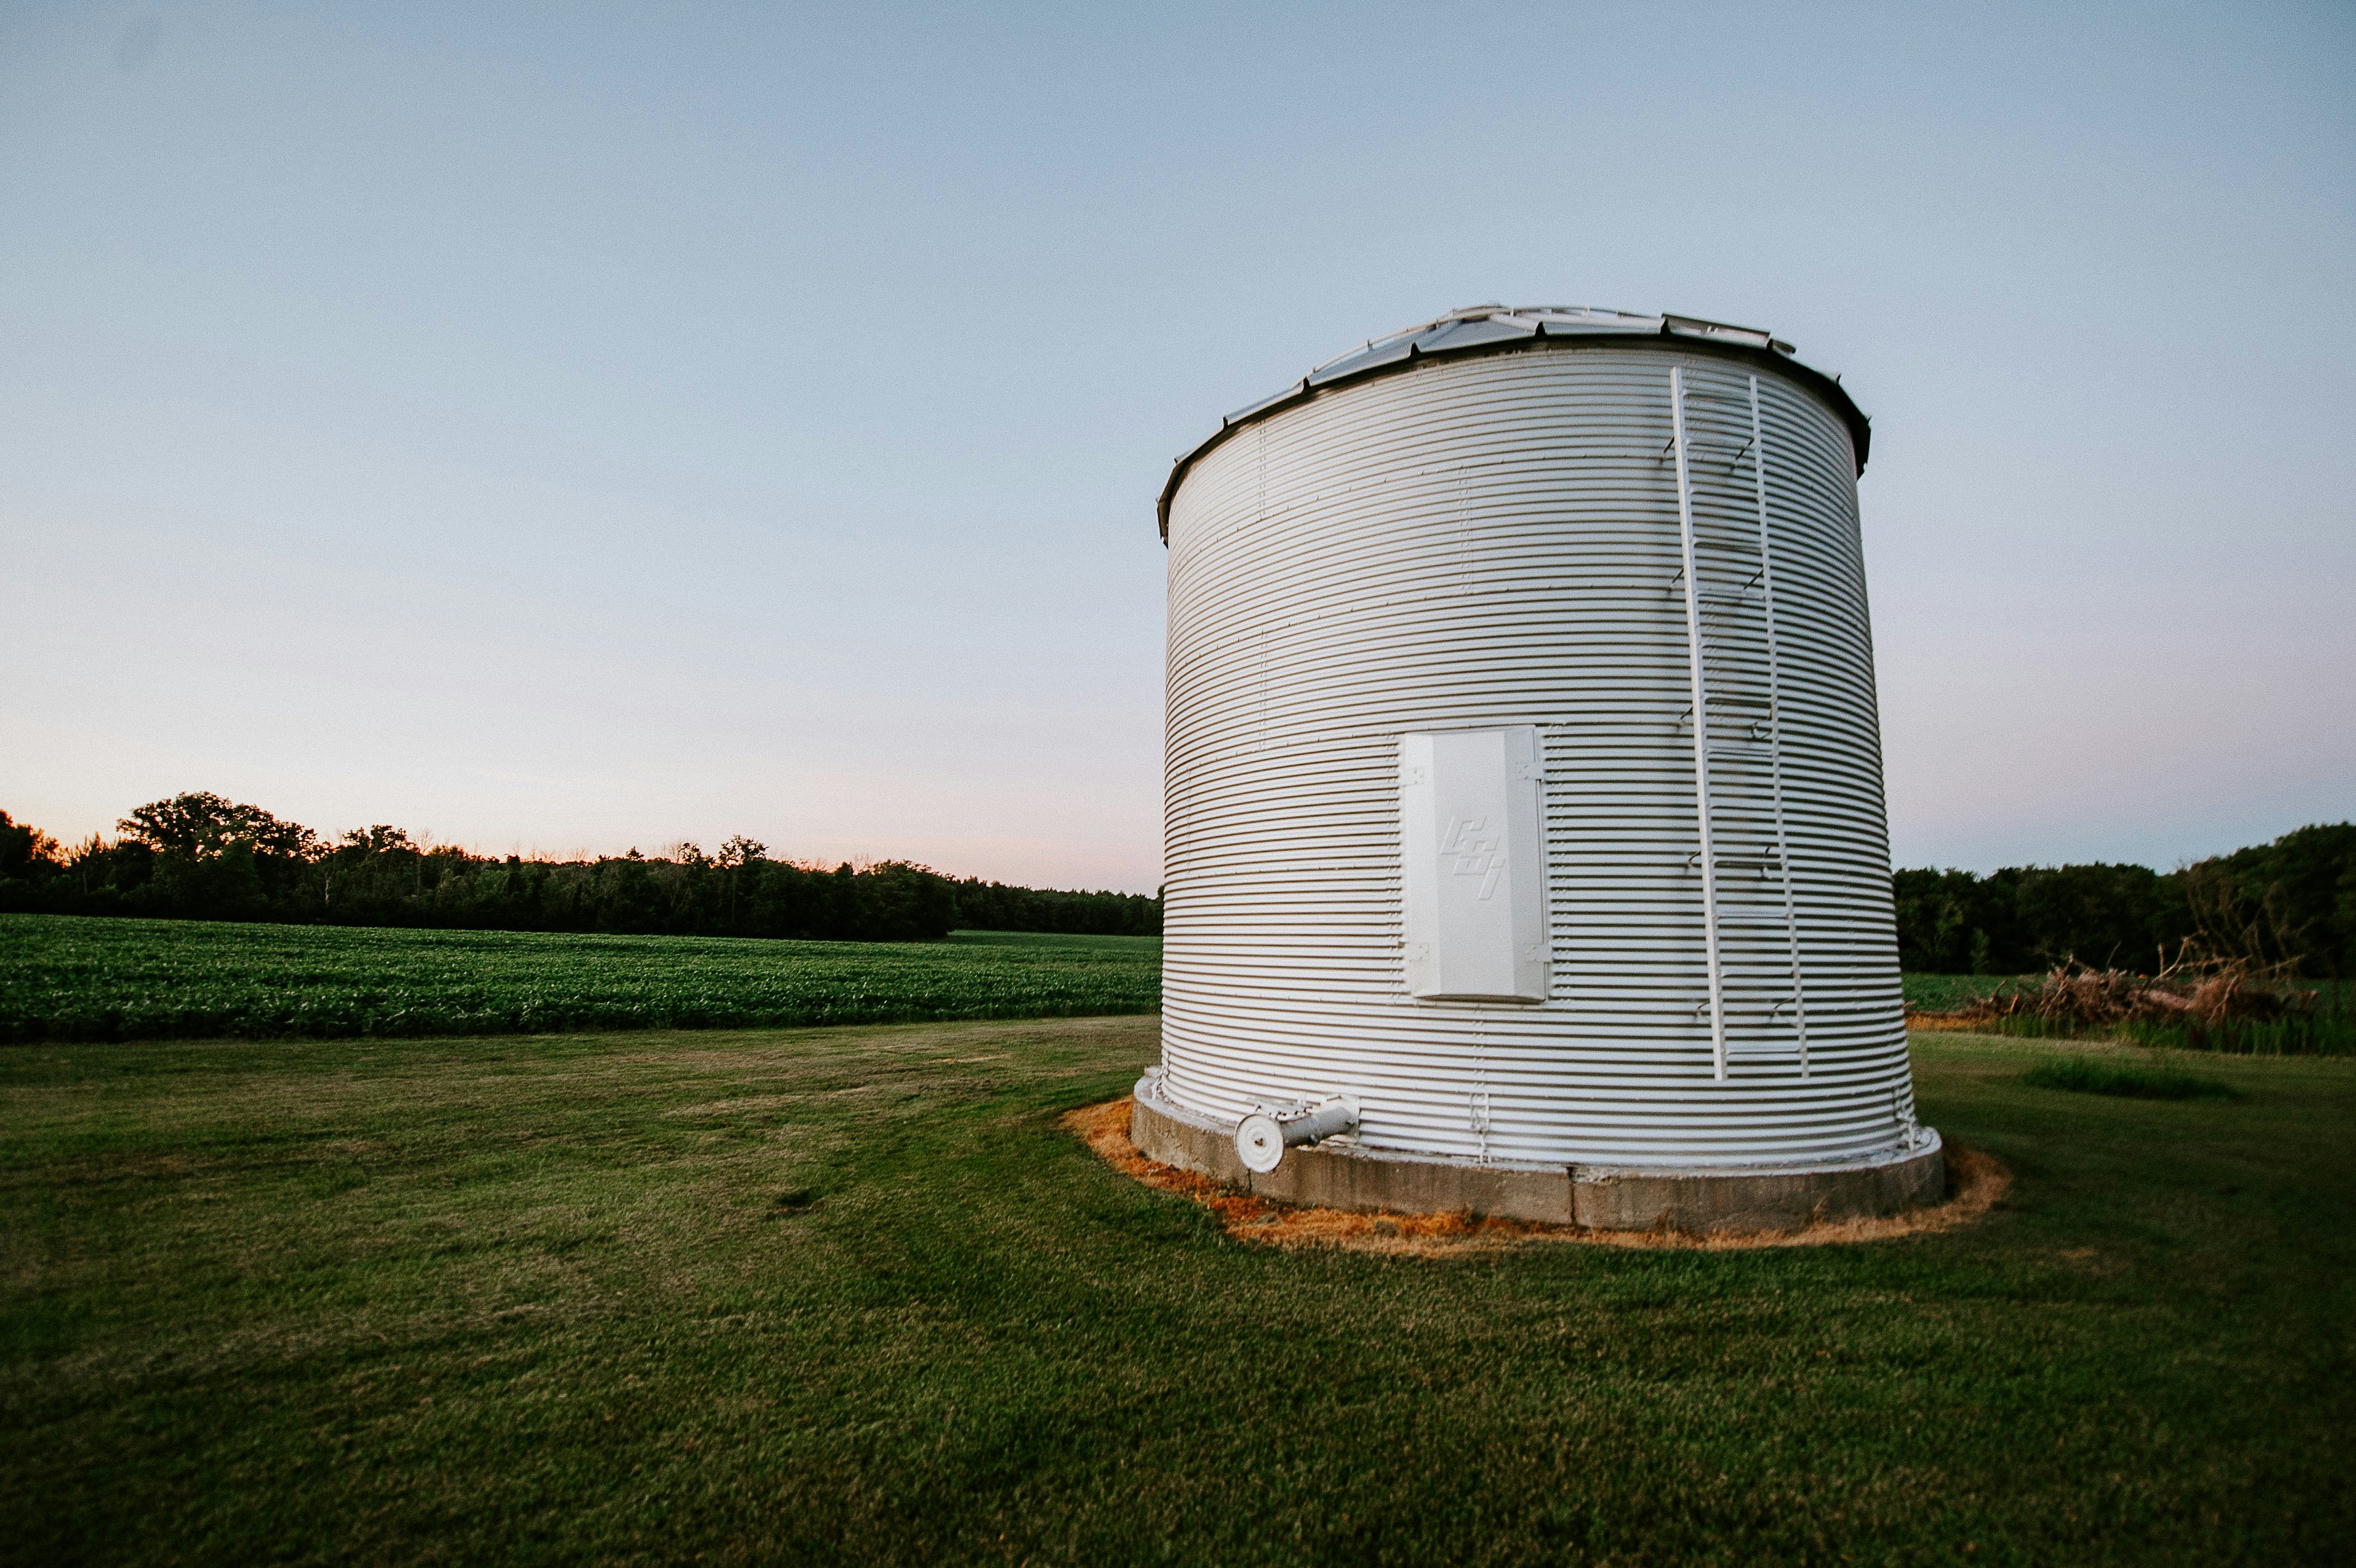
[1234,1113,1285,1174]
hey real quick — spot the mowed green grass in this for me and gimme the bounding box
[3,1022,2350,1565]
[0,914,1160,1042]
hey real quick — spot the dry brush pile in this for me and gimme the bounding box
[1909,949,2344,1054]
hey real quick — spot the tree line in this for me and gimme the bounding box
[5,794,2346,974]
[0,793,1160,943]
[1893,822,2355,979]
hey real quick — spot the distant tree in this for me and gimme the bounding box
[61,834,111,894]
[945,875,1162,936]
[9,794,1155,944]
[1893,824,2353,979]
[860,861,957,942]
[0,810,65,882]
[2014,863,2177,971]
[2178,823,2356,978]
[118,793,318,861]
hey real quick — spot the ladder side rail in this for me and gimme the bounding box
[1670,366,1728,1081]
[1749,375,1810,1077]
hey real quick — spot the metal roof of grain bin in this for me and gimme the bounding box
[1157,305,1871,538]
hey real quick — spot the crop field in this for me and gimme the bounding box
[3,1018,2349,1564]
[1901,972,2019,1012]
[0,914,1160,1042]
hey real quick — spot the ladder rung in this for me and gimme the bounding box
[1685,852,1786,870]
[1677,703,1771,730]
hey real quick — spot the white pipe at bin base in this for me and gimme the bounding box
[1234,1099,1359,1175]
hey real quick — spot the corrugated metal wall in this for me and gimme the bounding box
[1160,341,1918,1169]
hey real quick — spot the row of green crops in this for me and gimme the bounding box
[19,921,2335,1054]
[0,915,1162,1042]
[1899,973,2026,1012]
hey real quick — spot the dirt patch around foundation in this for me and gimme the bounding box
[1062,1097,2010,1256]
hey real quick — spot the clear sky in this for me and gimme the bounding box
[4,1,2351,893]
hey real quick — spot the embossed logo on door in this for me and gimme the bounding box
[1440,815,1506,900]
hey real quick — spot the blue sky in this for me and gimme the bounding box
[3,1,2351,892]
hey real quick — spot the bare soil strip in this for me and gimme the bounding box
[1063,1096,2010,1256]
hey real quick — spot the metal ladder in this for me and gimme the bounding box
[1668,366,1810,1081]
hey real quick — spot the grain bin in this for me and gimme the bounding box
[1131,306,1942,1233]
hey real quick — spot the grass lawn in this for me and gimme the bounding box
[0,915,1161,1042]
[3,1020,2349,1565]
